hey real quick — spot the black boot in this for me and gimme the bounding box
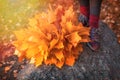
[87,27,100,51]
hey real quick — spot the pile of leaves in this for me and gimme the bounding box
[13,5,90,68]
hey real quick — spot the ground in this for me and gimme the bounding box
[101,0,120,43]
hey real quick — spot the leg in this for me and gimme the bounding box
[79,0,89,17]
[89,0,102,28]
[87,0,102,51]
[78,0,89,26]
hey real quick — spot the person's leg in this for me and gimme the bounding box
[89,0,102,28]
[78,0,89,26]
[88,0,102,51]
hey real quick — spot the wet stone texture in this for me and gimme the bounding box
[17,22,120,80]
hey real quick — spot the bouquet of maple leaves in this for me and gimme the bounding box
[13,4,90,68]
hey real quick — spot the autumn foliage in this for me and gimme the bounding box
[0,42,15,61]
[13,4,90,68]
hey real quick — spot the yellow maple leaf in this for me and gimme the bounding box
[56,61,64,68]
[45,57,57,65]
[26,47,39,59]
[65,32,81,47]
[65,55,75,66]
[55,40,64,49]
[35,53,44,67]
[54,50,64,61]
[19,42,29,51]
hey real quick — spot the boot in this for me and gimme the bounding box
[87,27,100,51]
